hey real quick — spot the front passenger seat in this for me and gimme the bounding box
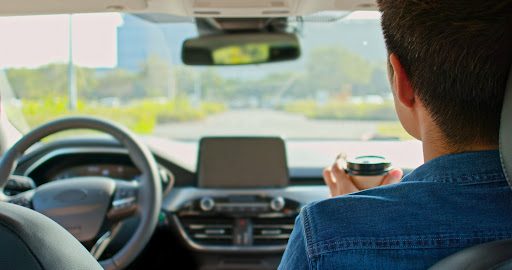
[428,68,512,269]
[0,202,102,269]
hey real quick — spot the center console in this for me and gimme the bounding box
[167,137,302,269]
[174,194,300,251]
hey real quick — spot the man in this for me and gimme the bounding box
[279,0,512,269]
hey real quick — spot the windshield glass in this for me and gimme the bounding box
[0,11,412,141]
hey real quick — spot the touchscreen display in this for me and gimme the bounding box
[197,137,289,188]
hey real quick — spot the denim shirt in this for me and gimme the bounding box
[279,150,512,270]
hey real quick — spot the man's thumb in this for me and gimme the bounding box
[380,168,403,186]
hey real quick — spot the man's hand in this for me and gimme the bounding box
[322,154,403,197]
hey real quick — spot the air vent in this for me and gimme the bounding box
[180,216,235,245]
[252,217,296,246]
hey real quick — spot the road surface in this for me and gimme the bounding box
[154,109,390,140]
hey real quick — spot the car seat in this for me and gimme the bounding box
[428,68,512,269]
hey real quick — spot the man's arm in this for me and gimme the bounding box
[278,211,311,270]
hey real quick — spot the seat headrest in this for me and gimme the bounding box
[500,67,512,188]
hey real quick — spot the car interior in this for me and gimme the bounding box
[0,0,509,269]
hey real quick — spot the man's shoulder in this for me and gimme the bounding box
[303,183,413,240]
[306,181,421,216]
[301,179,512,254]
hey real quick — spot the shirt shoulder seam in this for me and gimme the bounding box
[403,172,505,185]
[302,205,316,259]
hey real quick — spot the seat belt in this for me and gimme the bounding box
[500,66,512,188]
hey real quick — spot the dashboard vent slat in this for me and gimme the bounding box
[193,234,232,239]
[181,216,235,246]
[252,217,296,246]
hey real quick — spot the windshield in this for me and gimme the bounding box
[0,11,412,141]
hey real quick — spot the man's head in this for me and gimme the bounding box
[377,0,512,150]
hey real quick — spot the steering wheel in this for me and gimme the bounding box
[0,116,162,270]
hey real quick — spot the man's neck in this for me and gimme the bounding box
[401,93,499,163]
[421,129,450,162]
[421,127,499,163]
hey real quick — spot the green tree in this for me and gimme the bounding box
[138,54,171,97]
[7,65,66,99]
[200,68,223,101]
[305,46,372,95]
[7,64,97,100]
[173,65,198,96]
[94,69,137,99]
[76,67,99,99]
[369,66,390,96]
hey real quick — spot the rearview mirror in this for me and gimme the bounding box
[182,33,300,66]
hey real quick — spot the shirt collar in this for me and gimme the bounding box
[401,150,505,185]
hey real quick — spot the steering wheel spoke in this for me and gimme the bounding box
[90,222,124,260]
[7,189,35,208]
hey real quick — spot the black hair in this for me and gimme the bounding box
[378,0,512,148]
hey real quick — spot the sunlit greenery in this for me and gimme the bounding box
[213,43,270,65]
[281,100,398,121]
[377,122,415,140]
[6,97,226,134]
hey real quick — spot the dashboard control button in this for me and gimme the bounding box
[4,176,36,196]
[270,197,285,212]
[200,197,215,211]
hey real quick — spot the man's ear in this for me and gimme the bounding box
[389,54,415,108]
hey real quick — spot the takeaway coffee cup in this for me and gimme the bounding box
[345,155,392,190]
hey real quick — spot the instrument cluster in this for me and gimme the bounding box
[50,164,140,181]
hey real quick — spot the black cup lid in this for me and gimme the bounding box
[345,155,392,176]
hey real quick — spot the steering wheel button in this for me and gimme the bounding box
[5,180,16,189]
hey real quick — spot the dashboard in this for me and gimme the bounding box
[8,136,421,270]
